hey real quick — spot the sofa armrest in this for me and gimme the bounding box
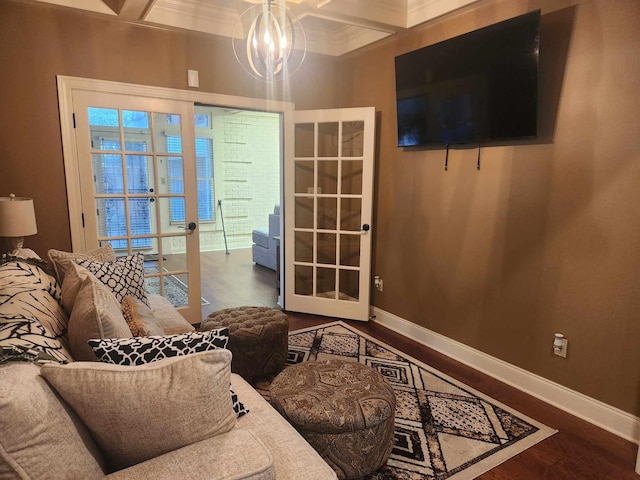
[268,213,279,239]
[106,429,274,480]
[232,374,338,479]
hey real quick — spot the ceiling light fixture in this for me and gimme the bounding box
[233,0,306,81]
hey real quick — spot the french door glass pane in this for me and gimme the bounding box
[317,197,337,230]
[88,107,119,128]
[122,110,149,129]
[92,153,123,194]
[340,198,362,231]
[316,267,336,297]
[294,123,314,157]
[294,160,314,193]
[295,265,313,295]
[318,160,338,194]
[341,160,363,195]
[340,234,360,267]
[342,121,364,157]
[339,269,359,301]
[154,113,180,154]
[317,232,336,265]
[295,231,313,263]
[295,197,314,229]
[318,122,338,157]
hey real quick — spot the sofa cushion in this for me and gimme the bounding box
[106,429,274,480]
[121,295,164,336]
[0,257,72,363]
[88,330,249,418]
[77,252,149,307]
[48,244,115,284]
[147,295,195,334]
[41,350,237,473]
[0,362,105,479]
[252,227,269,249]
[67,274,132,361]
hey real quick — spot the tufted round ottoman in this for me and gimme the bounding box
[269,359,396,479]
[200,306,288,383]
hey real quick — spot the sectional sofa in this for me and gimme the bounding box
[0,247,337,479]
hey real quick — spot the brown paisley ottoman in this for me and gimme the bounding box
[200,306,288,383]
[269,359,396,479]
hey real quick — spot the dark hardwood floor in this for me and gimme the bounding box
[198,248,638,479]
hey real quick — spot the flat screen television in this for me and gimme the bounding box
[395,10,540,148]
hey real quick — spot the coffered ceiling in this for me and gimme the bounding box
[28,0,480,56]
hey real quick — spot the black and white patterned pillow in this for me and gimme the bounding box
[0,318,70,364]
[0,258,72,363]
[77,253,149,307]
[88,329,249,417]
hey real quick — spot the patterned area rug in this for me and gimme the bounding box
[144,265,209,307]
[258,321,556,480]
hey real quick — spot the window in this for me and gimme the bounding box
[166,135,215,223]
[97,139,152,249]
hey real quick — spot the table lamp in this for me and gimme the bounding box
[0,194,38,255]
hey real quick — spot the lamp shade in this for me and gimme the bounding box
[0,194,38,237]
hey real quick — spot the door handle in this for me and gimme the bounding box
[184,222,197,232]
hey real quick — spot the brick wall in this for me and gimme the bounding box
[196,109,280,252]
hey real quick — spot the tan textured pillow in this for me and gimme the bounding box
[40,350,237,472]
[48,244,115,284]
[67,274,132,361]
[60,261,91,314]
[147,294,196,334]
[0,362,105,479]
[121,296,164,336]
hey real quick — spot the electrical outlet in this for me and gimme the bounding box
[374,275,383,292]
[553,333,568,358]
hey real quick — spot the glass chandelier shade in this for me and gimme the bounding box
[233,1,306,81]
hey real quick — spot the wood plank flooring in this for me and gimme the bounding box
[197,248,638,479]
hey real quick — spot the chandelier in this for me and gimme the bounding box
[233,0,306,81]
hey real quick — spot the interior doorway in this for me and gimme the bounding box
[190,105,281,317]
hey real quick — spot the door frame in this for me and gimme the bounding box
[58,76,294,249]
[57,76,294,308]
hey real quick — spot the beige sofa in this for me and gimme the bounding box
[0,250,337,479]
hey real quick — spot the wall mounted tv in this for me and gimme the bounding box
[395,10,540,148]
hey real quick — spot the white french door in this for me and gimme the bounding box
[71,91,202,324]
[283,107,376,321]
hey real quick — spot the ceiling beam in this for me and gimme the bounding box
[290,1,406,33]
[102,0,157,20]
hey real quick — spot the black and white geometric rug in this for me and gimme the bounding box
[260,321,557,480]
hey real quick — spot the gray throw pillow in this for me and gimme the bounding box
[41,350,237,472]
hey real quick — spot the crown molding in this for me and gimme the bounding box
[30,0,481,56]
[147,0,239,38]
[407,0,480,27]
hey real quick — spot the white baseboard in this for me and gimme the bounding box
[371,307,640,446]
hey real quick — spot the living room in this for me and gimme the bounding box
[0,0,638,477]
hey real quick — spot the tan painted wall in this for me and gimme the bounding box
[1,0,638,418]
[0,0,340,255]
[339,0,640,416]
